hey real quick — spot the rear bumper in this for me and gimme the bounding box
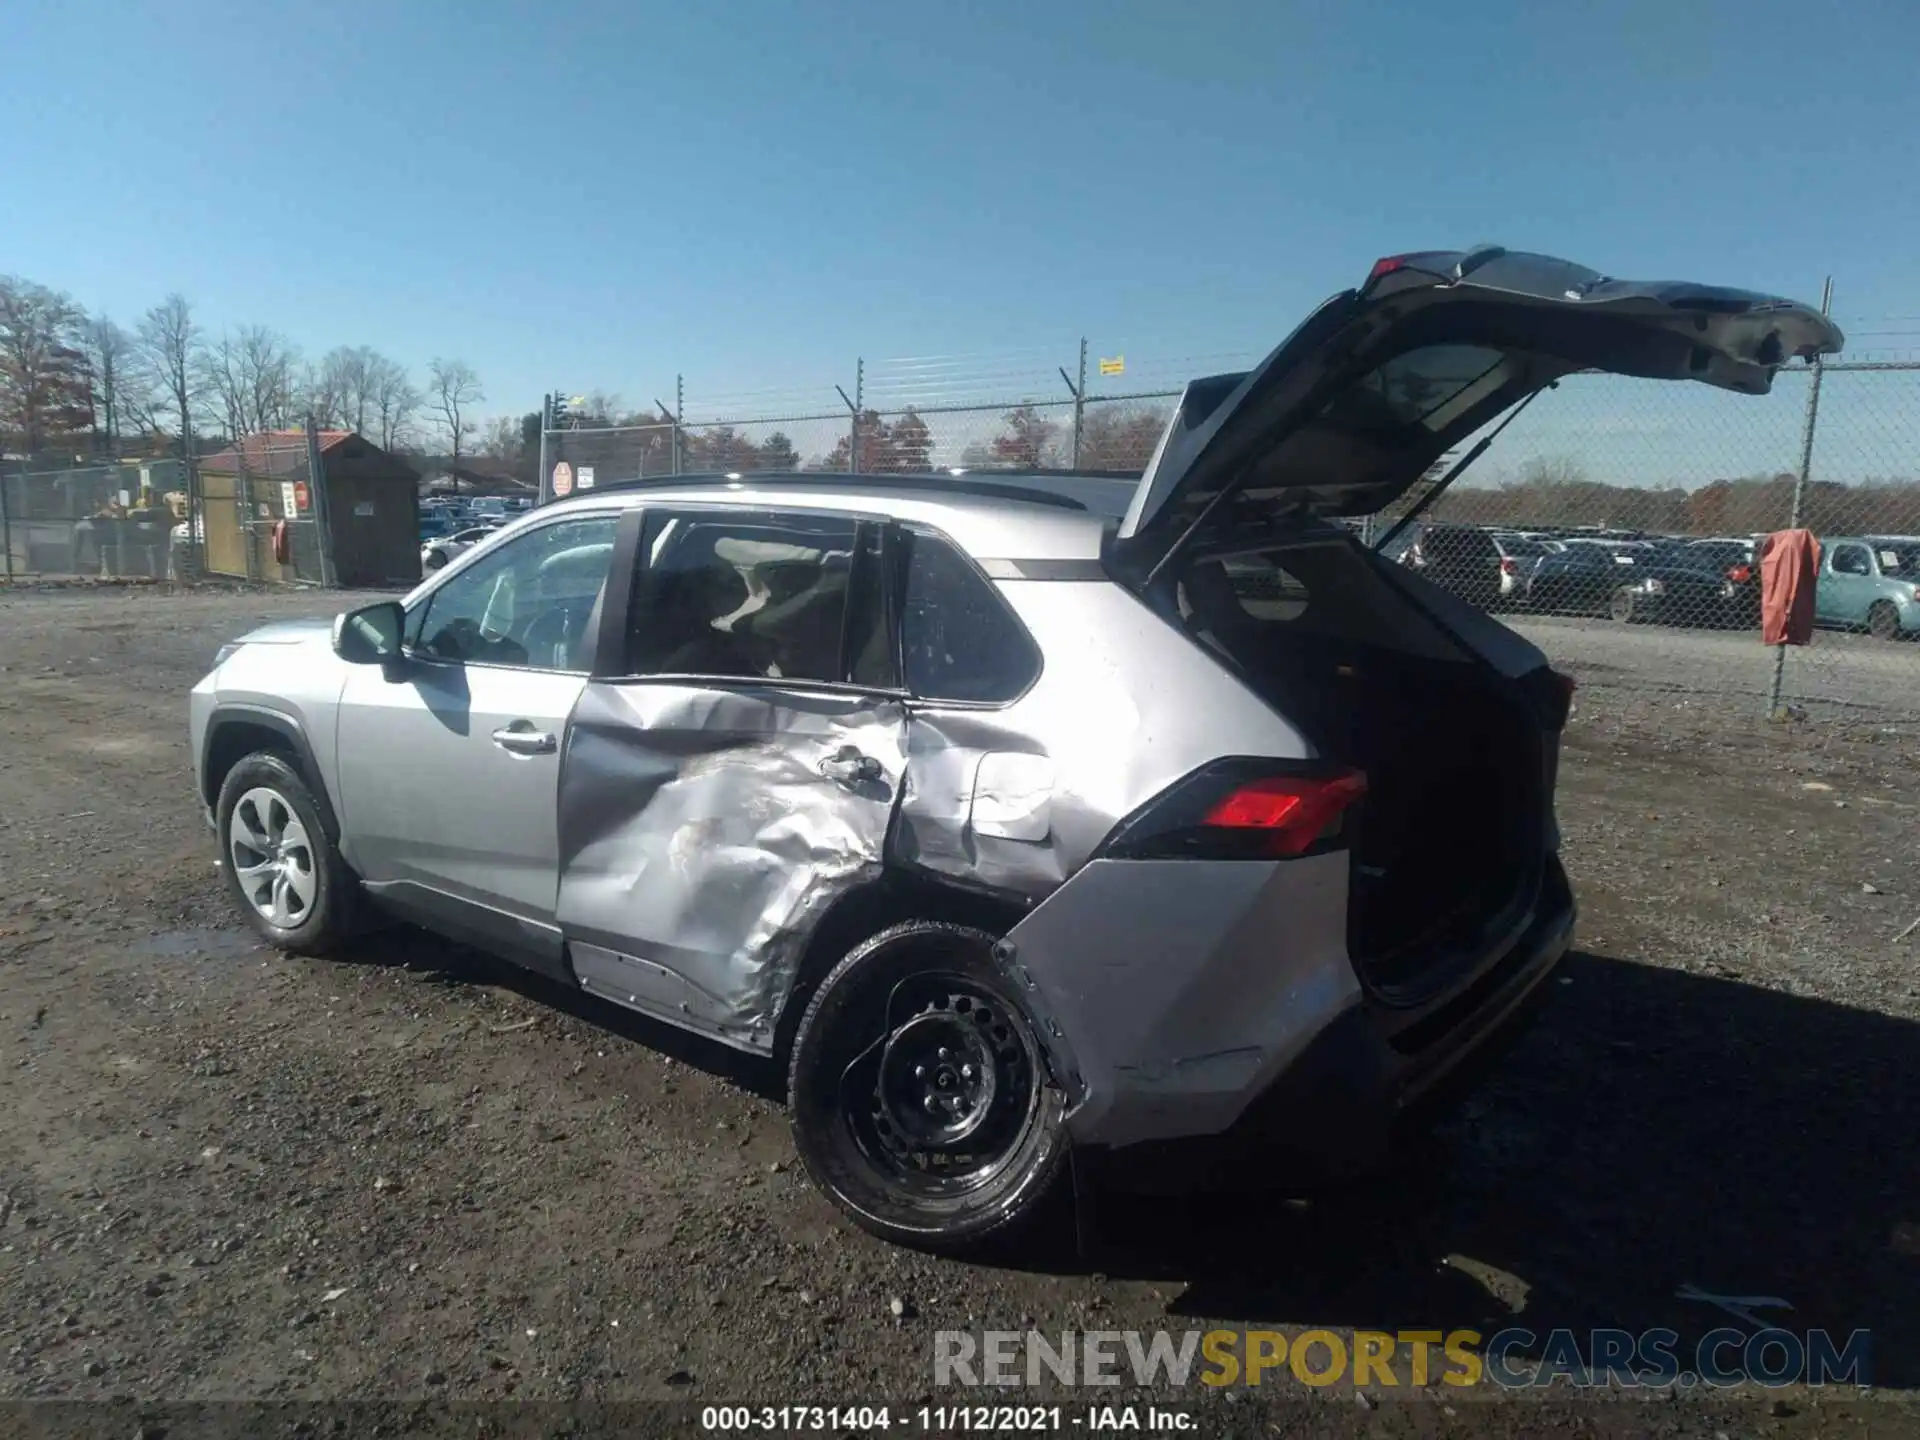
[1006,852,1574,1193]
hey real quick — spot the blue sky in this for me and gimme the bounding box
[9,0,1920,479]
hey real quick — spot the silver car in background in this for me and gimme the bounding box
[421,519,508,572]
[187,248,1840,1251]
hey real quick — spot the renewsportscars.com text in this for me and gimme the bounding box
[933,1327,1872,1390]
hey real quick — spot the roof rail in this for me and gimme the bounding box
[544,469,1143,513]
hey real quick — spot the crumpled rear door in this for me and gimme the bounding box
[553,682,907,1054]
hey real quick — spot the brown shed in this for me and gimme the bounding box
[197,431,420,587]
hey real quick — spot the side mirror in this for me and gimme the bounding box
[333,600,405,664]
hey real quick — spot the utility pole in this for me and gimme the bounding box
[1766,275,1833,720]
[836,358,865,474]
[305,413,338,587]
[1060,338,1088,469]
[672,374,684,476]
[537,392,553,504]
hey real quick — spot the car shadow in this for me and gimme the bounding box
[1044,949,1919,1387]
[327,924,1917,1385]
[333,920,786,1099]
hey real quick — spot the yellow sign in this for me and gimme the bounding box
[1099,356,1125,376]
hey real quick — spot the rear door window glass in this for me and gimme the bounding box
[629,511,869,683]
[900,530,1041,703]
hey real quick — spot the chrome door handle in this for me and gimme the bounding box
[491,725,557,756]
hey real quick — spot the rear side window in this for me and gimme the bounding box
[628,511,873,683]
[1830,544,1871,576]
[900,531,1040,703]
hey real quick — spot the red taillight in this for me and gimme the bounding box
[1201,771,1368,858]
[1367,255,1410,282]
[1728,563,1752,583]
[1500,557,1518,575]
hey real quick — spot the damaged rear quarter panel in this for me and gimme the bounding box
[554,681,907,1052]
[892,576,1313,896]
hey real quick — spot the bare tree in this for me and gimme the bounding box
[428,358,483,466]
[201,325,299,437]
[305,345,392,433]
[84,315,142,453]
[301,354,347,430]
[0,275,92,454]
[370,356,420,450]
[136,294,201,451]
[340,347,377,435]
[479,414,523,460]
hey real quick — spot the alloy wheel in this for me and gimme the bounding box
[228,786,318,928]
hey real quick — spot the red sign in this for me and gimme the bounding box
[552,461,574,498]
[292,481,310,513]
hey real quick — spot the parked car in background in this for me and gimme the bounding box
[1489,532,1555,602]
[185,245,1837,1251]
[1816,535,1920,640]
[1677,537,1762,627]
[466,496,533,520]
[1398,523,1507,608]
[421,518,509,572]
[1525,539,1741,626]
[1524,541,1637,615]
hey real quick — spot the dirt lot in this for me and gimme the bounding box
[0,583,1915,1438]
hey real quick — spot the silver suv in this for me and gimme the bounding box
[189,249,1839,1251]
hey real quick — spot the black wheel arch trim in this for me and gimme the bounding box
[202,704,341,840]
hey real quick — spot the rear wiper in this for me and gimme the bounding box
[1371,385,1549,553]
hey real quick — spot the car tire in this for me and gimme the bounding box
[1609,586,1638,624]
[1867,601,1901,642]
[216,751,356,956]
[787,921,1070,1253]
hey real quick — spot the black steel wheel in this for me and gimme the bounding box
[787,921,1069,1252]
[1867,601,1901,642]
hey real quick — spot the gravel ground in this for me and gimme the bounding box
[0,582,1915,1438]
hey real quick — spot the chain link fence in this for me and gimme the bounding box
[0,458,189,580]
[542,396,1174,496]
[541,343,1920,728]
[2,430,344,586]
[193,432,328,585]
[1371,362,1920,725]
